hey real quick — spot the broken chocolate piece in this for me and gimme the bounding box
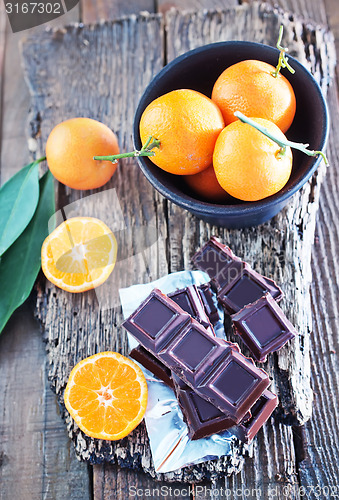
[232,294,297,362]
[130,345,174,388]
[168,285,214,336]
[230,390,278,443]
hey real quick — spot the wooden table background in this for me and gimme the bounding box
[0,0,338,499]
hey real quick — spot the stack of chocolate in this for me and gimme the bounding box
[123,238,296,443]
[192,237,297,363]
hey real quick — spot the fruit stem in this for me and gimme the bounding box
[35,156,47,163]
[271,25,295,78]
[234,111,329,166]
[93,136,160,163]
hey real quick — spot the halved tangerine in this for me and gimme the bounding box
[64,352,148,440]
[41,216,117,293]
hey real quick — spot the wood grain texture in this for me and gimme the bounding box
[0,4,92,500]
[297,81,339,499]
[20,0,336,487]
[80,0,155,24]
[156,0,238,14]
[0,300,91,500]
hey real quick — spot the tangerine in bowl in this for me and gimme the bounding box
[133,41,328,228]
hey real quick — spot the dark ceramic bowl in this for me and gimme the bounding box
[133,41,329,228]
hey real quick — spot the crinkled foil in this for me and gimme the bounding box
[119,270,237,473]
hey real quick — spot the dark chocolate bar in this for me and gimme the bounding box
[230,390,278,443]
[123,289,270,423]
[191,237,283,308]
[168,285,214,336]
[196,283,220,325]
[130,345,174,388]
[232,294,297,362]
[130,344,277,442]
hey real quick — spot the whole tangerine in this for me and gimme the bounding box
[184,165,230,203]
[46,117,119,190]
[139,89,225,175]
[211,60,296,133]
[213,118,293,202]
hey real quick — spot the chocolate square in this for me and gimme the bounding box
[191,237,238,285]
[210,360,256,404]
[172,374,236,440]
[232,294,297,362]
[160,322,228,386]
[217,265,282,314]
[123,289,191,352]
[168,285,214,335]
[203,349,270,422]
[196,283,220,325]
[130,346,174,388]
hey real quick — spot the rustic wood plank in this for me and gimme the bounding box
[296,81,339,499]
[20,1,336,487]
[256,0,328,25]
[0,3,6,171]
[192,422,300,500]
[93,464,192,499]
[80,0,155,24]
[0,300,91,500]
[156,0,238,14]
[0,4,92,499]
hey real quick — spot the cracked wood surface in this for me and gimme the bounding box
[0,0,338,497]
[19,2,337,489]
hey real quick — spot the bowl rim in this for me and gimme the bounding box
[133,40,329,217]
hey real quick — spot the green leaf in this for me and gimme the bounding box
[0,161,41,257]
[0,170,55,335]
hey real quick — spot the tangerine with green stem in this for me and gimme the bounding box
[211,26,296,133]
[95,89,225,175]
[213,117,293,201]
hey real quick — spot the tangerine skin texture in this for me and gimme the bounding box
[213,118,293,202]
[139,89,225,175]
[212,60,296,133]
[46,117,119,190]
[184,164,229,202]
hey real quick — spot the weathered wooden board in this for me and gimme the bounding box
[21,1,335,484]
[80,0,155,24]
[0,3,93,499]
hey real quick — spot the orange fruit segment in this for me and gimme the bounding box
[64,352,148,440]
[41,216,117,293]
